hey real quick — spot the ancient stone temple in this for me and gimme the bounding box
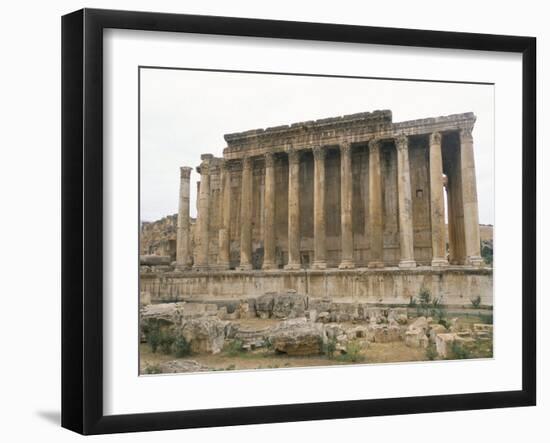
[141,110,492,306]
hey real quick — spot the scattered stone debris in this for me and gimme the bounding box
[158,360,208,373]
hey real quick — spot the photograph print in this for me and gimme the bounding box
[139,67,494,375]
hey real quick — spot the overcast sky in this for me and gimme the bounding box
[140,68,494,225]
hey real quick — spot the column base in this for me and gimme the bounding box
[368,261,385,269]
[338,260,355,269]
[214,262,230,270]
[431,258,449,267]
[284,262,301,270]
[311,261,327,270]
[236,263,253,271]
[466,256,485,267]
[262,261,277,271]
[174,264,191,272]
[398,259,417,268]
[192,264,211,272]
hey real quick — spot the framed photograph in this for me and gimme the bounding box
[61,8,536,435]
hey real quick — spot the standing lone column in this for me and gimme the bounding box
[429,132,449,267]
[193,154,212,270]
[262,153,277,270]
[396,136,416,268]
[460,127,484,266]
[368,138,384,268]
[339,142,355,269]
[284,149,301,270]
[312,146,327,269]
[238,156,253,270]
[176,166,192,270]
[217,161,231,270]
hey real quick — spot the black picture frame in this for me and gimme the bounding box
[61,8,536,435]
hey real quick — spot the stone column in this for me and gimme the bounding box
[339,142,355,269]
[262,153,277,270]
[176,166,192,270]
[217,161,231,269]
[312,146,327,269]
[193,154,212,270]
[368,139,384,268]
[460,127,484,266]
[284,149,301,270]
[238,156,253,270]
[396,136,416,268]
[429,132,449,267]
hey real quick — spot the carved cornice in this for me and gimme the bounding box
[222,112,477,161]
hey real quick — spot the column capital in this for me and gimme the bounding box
[242,156,253,170]
[287,149,301,165]
[368,137,381,152]
[460,126,474,141]
[340,141,352,155]
[264,152,275,168]
[220,159,231,171]
[198,162,211,175]
[312,145,327,161]
[180,166,192,179]
[429,131,442,145]
[395,135,408,151]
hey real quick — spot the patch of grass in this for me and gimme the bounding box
[479,313,493,324]
[450,341,471,359]
[336,340,365,363]
[223,339,245,357]
[143,363,162,375]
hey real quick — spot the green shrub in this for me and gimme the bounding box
[144,320,161,353]
[479,313,493,324]
[438,317,451,330]
[408,296,417,307]
[450,341,471,359]
[143,363,162,375]
[470,296,482,308]
[172,335,191,357]
[419,288,432,308]
[322,337,337,359]
[337,340,364,363]
[426,343,438,361]
[224,339,244,357]
[159,329,175,354]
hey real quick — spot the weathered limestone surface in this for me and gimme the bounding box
[285,149,301,270]
[143,110,492,306]
[141,267,493,307]
[176,167,192,269]
[429,132,449,267]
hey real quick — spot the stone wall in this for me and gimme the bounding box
[140,267,493,308]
